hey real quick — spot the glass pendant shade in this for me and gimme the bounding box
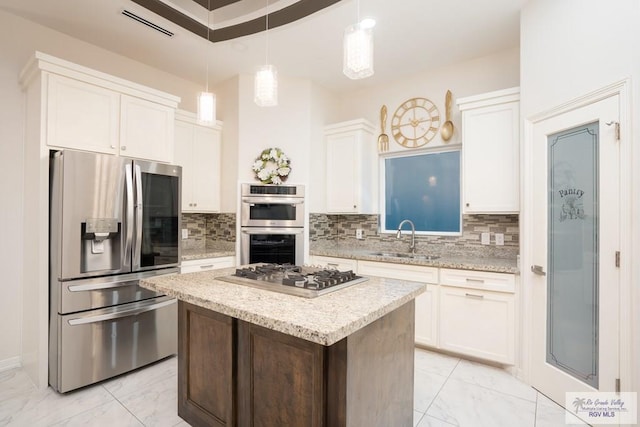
[254,64,278,107]
[343,23,374,79]
[197,91,216,124]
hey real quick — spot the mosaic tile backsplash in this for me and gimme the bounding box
[181,213,236,250]
[309,213,519,258]
[182,212,518,258]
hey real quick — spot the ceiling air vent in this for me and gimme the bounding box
[121,9,174,37]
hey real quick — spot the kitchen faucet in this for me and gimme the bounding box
[396,219,416,254]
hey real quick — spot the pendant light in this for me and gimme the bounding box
[343,0,374,80]
[254,0,278,106]
[197,0,216,124]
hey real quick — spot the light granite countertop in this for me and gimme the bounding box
[140,266,425,346]
[181,241,235,261]
[310,247,519,274]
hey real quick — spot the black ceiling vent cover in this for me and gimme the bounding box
[121,9,174,37]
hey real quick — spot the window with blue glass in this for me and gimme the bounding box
[382,150,461,234]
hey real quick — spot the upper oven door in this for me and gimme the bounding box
[240,196,305,227]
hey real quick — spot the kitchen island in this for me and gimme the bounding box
[140,266,425,427]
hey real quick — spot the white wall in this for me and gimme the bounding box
[520,0,639,401]
[334,47,520,150]
[236,74,312,185]
[216,75,241,213]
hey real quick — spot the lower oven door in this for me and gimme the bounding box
[240,227,304,265]
[50,296,177,393]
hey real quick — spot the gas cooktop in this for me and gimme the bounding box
[217,264,369,298]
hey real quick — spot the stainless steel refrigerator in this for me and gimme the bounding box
[49,150,181,393]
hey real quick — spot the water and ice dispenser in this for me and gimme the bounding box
[80,218,121,273]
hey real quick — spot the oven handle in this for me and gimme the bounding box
[241,227,305,235]
[67,298,176,325]
[241,197,304,205]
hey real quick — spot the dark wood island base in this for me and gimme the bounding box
[178,300,416,427]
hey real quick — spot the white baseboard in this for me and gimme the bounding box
[0,356,22,372]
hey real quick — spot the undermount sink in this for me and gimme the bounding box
[368,251,440,261]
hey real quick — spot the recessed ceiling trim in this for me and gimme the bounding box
[192,0,242,11]
[121,9,175,37]
[131,0,342,42]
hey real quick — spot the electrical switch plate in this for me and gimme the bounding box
[355,229,364,239]
[182,229,189,239]
[495,233,505,246]
[481,232,490,245]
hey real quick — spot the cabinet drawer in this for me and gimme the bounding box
[439,268,514,293]
[181,256,235,274]
[439,285,515,364]
[310,256,358,272]
[358,261,438,283]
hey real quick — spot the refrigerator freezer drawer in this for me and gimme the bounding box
[56,269,177,314]
[50,296,177,393]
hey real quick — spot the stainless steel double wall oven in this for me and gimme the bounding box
[49,150,181,393]
[240,183,305,265]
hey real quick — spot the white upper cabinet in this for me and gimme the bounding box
[174,110,222,213]
[46,74,120,154]
[457,87,520,213]
[21,51,180,163]
[119,94,175,162]
[324,119,377,214]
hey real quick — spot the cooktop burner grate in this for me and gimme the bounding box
[218,264,368,298]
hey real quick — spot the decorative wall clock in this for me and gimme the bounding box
[391,97,441,148]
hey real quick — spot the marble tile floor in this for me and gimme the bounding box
[0,348,587,426]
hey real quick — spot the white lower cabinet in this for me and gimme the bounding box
[358,261,439,348]
[439,269,515,364]
[180,256,235,274]
[415,284,438,348]
[309,256,517,364]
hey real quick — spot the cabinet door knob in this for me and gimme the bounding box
[110,145,116,149]
[121,146,127,151]
[466,203,470,207]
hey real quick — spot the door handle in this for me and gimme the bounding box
[67,298,176,325]
[531,265,546,276]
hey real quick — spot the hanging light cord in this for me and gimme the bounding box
[265,0,269,65]
[205,0,210,93]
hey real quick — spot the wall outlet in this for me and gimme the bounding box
[480,232,490,245]
[181,229,189,240]
[495,233,505,246]
[355,229,364,239]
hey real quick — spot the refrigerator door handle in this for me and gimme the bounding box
[68,279,138,292]
[132,163,143,270]
[124,163,134,269]
[67,298,176,325]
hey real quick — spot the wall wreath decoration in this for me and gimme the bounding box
[252,147,291,184]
